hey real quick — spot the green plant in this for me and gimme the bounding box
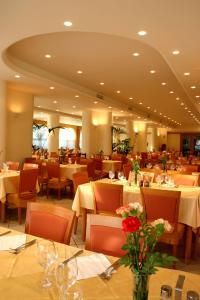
[113,138,133,155]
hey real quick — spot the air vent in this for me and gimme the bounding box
[96,93,104,100]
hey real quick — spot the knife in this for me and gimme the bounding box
[62,249,83,264]
[0,230,11,237]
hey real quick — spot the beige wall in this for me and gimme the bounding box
[167,133,180,151]
[0,80,6,164]
[6,89,33,162]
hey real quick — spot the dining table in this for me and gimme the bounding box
[59,164,87,180]
[72,178,200,261]
[0,227,199,299]
[102,160,121,173]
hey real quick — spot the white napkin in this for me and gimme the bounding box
[0,234,26,251]
[76,253,111,280]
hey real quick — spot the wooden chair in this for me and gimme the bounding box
[46,162,72,199]
[194,227,200,259]
[171,174,198,186]
[123,163,132,180]
[140,187,185,257]
[23,163,39,170]
[85,213,126,257]
[25,202,75,245]
[72,171,89,234]
[180,165,199,174]
[6,161,20,171]
[7,169,38,224]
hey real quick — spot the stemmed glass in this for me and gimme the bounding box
[109,170,115,182]
[37,240,58,288]
[155,175,162,186]
[118,171,124,181]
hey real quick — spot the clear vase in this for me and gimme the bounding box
[133,273,149,300]
[134,172,138,186]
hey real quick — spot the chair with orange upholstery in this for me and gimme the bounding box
[38,164,48,194]
[25,202,75,245]
[7,169,38,224]
[85,213,126,257]
[140,187,185,257]
[6,161,20,171]
[123,163,132,180]
[24,157,37,163]
[92,182,123,214]
[46,162,73,199]
[171,174,198,186]
[23,163,39,170]
[180,165,199,174]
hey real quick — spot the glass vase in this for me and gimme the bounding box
[134,172,138,186]
[132,272,149,300]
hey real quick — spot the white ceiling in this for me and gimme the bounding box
[1,0,200,128]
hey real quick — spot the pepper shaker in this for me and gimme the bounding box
[160,285,172,299]
[187,291,199,300]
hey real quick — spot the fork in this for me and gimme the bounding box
[9,239,37,254]
[98,258,121,280]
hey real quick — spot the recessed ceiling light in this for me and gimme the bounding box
[120,110,124,113]
[77,70,83,74]
[72,105,76,109]
[99,82,104,86]
[137,30,147,36]
[154,109,157,112]
[37,105,41,108]
[49,86,55,90]
[184,72,190,76]
[161,82,167,86]
[75,95,79,98]
[94,101,98,104]
[139,102,143,105]
[176,97,180,100]
[188,110,191,113]
[53,100,58,104]
[181,102,184,106]
[150,70,156,74]
[108,106,112,109]
[137,116,141,119]
[159,113,162,115]
[147,106,150,109]
[116,90,121,94]
[14,74,21,78]
[56,109,59,112]
[132,52,140,57]
[71,112,74,115]
[63,21,72,27]
[190,86,196,89]
[195,95,200,98]
[169,91,174,94]
[184,107,188,110]
[45,54,51,58]
[172,50,180,55]
[129,97,133,100]
[164,115,167,118]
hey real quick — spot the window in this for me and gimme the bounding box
[32,125,48,149]
[59,127,76,149]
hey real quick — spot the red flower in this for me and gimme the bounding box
[122,216,141,233]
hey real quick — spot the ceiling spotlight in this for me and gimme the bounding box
[137,30,147,36]
[196,95,200,98]
[150,70,156,74]
[161,82,167,86]
[75,95,79,98]
[14,74,21,78]
[120,110,124,113]
[108,106,112,109]
[169,91,174,94]
[132,52,140,57]
[63,21,73,27]
[77,70,83,74]
[49,86,55,90]
[129,97,133,100]
[190,86,196,89]
[72,105,76,109]
[172,50,180,55]
[139,102,143,105]
[116,90,121,94]
[181,102,184,106]
[56,109,59,112]
[45,54,51,58]
[176,97,180,100]
[37,105,41,108]
[53,100,58,104]
[94,101,98,104]
[147,106,150,109]
[184,72,190,76]
[99,82,104,85]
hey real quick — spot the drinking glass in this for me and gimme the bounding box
[37,240,58,288]
[118,171,124,181]
[109,170,115,181]
[155,175,162,186]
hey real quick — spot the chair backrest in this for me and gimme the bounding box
[171,174,198,186]
[46,162,60,179]
[140,187,181,229]
[23,163,39,170]
[6,161,20,171]
[19,169,38,199]
[180,165,199,174]
[72,171,89,192]
[25,202,75,245]
[123,163,132,180]
[92,182,123,214]
[87,160,96,178]
[140,171,155,183]
[24,157,37,163]
[85,214,126,257]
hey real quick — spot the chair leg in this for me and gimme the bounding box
[58,188,61,200]
[18,208,22,225]
[194,228,200,259]
[73,216,78,234]
[47,186,49,198]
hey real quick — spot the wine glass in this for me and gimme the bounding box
[109,170,115,181]
[37,240,58,288]
[155,175,162,186]
[118,171,124,181]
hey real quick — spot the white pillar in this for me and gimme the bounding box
[126,120,134,148]
[47,113,59,153]
[157,128,168,150]
[0,80,6,164]
[6,88,34,162]
[147,127,158,151]
[82,110,112,157]
[134,121,147,152]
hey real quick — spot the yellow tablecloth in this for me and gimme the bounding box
[0,171,20,203]
[0,227,199,300]
[102,160,121,173]
[60,164,87,180]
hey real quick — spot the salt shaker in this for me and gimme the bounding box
[187,291,199,300]
[160,285,172,299]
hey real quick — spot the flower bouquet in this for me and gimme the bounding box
[130,157,141,185]
[116,202,177,300]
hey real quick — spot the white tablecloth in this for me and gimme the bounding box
[60,164,87,180]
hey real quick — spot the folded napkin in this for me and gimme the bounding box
[76,253,111,280]
[0,234,26,251]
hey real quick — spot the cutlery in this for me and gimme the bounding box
[98,258,121,280]
[9,239,37,254]
[0,230,11,237]
[62,249,83,264]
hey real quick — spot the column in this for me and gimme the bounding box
[6,88,34,162]
[157,128,168,150]
[82,110,112,157]
[147,127,158,151]
[47,113,59,153]
[134,121,147,152]
[126,119,134,148]
[0,80,6,164]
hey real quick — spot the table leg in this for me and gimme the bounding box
[185,225,192,263]
[0,203,5,223]
[82,208,87,241]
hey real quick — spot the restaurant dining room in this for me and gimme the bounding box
[0,0,200,299]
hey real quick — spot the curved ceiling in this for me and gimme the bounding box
[1,0,200,128]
